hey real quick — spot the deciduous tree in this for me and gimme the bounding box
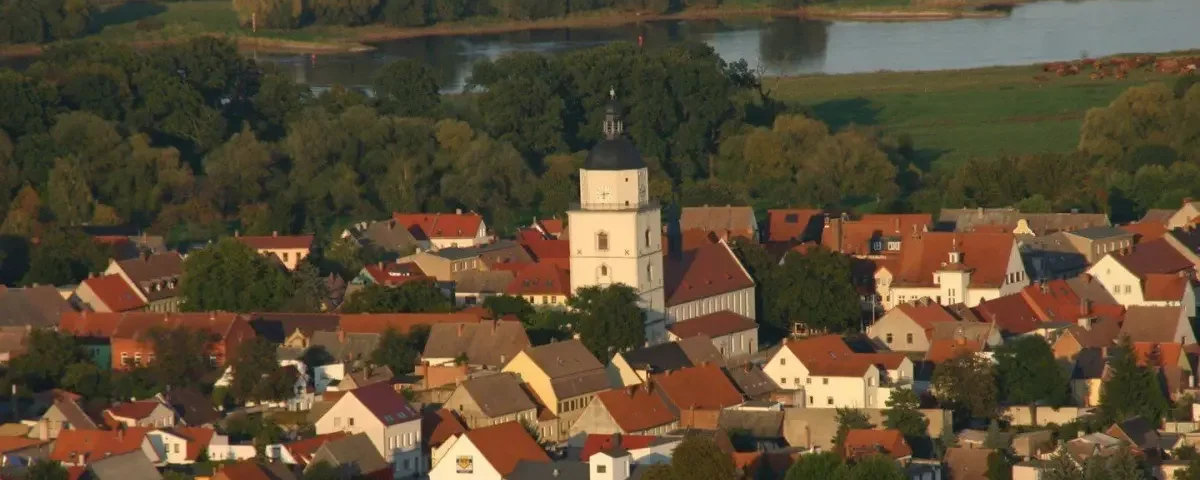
[932,352,998,420]
[369,326,430,374]
[848,454,905,480]
[145,327,217,390]
[833,408,872,452]
[373,59,441,117]
[995,335,1069,424]
[569,284,645,360]
[668,435,736,480]
[180,238,293,312]
[341,282,452,313]
[786,451,848,480]
[884,388,928,441]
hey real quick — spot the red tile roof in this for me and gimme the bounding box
[925,339,984,363]
[784,335,904,376]
[338,313,484,334]
[766,209,824,243]
[393,212,484,240]
[666,311,757,339]
[579,434,658,461]
[892,232,1016,287]
[59,311,124,338]
[505,263,570,296]
[50,427,153,463]
[1121,222,1168,243]
[1132,342,1185,368]
[664,240,755,307]
[0,436,48,453]
[895,299,960,331]
[536,218,564,237]
[822,215,933,256]
[520,238,570,261]
[284,432,348,466]
[972,294,1042,335]
[422,410,467,448]
[1020,280,1083,322]
[362,262,431,286]
[651,364,743,410]
[80,275,146,312]
[843,429,912,460]
[680,229,722,252]
[213,460,277,480]
[105,400,161,421]
[110,312,247,341]
[593,386,677,433]
[1143,273,1188,301]
[1114,239,1192,277]
[234,233,314,250]
[348,381,419,426]
[464,422,550,476]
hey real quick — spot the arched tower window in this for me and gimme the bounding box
[600,265,609,276]
[644,229,651,248]
[597,231,609,251]
[647,264,653,284]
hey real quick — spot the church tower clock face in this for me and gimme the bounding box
[596,186,612,202]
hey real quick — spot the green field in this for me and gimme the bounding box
[769,65,1172,170]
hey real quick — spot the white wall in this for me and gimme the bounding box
[762,346,809,391]
[430,436,501,480]
[666,287,756,324]
[801,368,877,409]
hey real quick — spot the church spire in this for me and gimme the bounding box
[603,87,624,140]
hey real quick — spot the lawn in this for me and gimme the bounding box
[768,65,1172,170]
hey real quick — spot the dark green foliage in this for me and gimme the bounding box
[0,0,91,45]
[341,281,453,313]
[932,352,998,420]
[569,284,645,360]
[230,336,295,404]
[832,408,872,451]
[769,248,861,333]
[310,0,380,25]
[372,59,441,117]
[883,388,928,441]
[786,451,848,480]
[847,454,905,480]
[304,461,340,480]
[0,71,57,138]
[1100,336,1169,424]
[482,294,536,324]
[383,0,429,26]
[994,335,1069,423]
[3,329,85,392]
[369,326,430,374]
[180,238,293,312]
[987,450,1013,480]
[144,327,217,389]
[21,225,105,286]
[22,458,70,480]
[667,435,736,480]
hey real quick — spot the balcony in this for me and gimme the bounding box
[570,200,659,212]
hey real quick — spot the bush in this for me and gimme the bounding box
[135,17,166,31]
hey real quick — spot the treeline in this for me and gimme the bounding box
[235,0,808,30]
[0,0,92,44]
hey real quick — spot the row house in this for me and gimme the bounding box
[443,373,541,430]
[103,252,184,312]
[867,297,999,353]
[314,381,424,478]
[663,239,756,324]
[568,385,680,443]
[233,231,314,271]
[764,209,825,244]
[938,208,1109,236]
[763,335,912,409]
[108,312,255,370]
[502,339,610,422]
[1085,238,1196,316]
[392,210,490,251]
[875,231,1029,310]
[420,321,530,369]
[430,421,550,480]
[664,310,758,358]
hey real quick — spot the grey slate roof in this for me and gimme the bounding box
[250,313,341,343]
[164,387,221,426]
[0,286,74,327]
[527,340,610,399]
[458,372,537,418]
[724,364,776,399]
[308,433,388,477]
[113,252,183,302]
[1112,416,1158,451]
[717,410,784,438]
[422,321,530,368]
[620,343,694,373]
[506,460,590,480]
[1071,348,1107,380]
[87,452,162,480]
[1068,226,1134,241]
[350,219,421,255]
[310,331,379,362]
[52,398,99,431]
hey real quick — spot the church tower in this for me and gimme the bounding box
[568,90,667,342]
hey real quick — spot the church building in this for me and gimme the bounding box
[568,93,668,341]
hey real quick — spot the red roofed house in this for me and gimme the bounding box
[110,312,255,371]
[650,363,744,428]
[925,338,985,364]
[842,429,913,462]
[875,231,1029,310]
[51,428,158,466]
[1086,238,1196,315]
[429,421,549,480]
[867,297,964,353]
[766,209,824,244]
[233,231,315,271]
[71,275,147,313]
[821,213,933,258]
[393,211,489,251]
[665,310,758,358]
[272,432,348,466]
[664,239,756,327]
[103,399,176,428]
[569,384,680,441]
[103,252,184,312]
[763,335,913,409]
[313,381,424,477]
[532,218,565,239]
[338,312,485,335]
[505,262,571,307]
[145,426,215,465]
[352,261,434,288]
[579,434,662,461]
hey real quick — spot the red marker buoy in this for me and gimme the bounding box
[638,35,644,48]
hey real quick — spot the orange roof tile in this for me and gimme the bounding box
[1121,222,1168,243]
[362,262,431,286]
[59,311,124,338]
[105,400,161,421]
[1143,274,1188,301]
[505,263,570,296]
[520,238,570,261]
[234,233,313,250]
[651,364,743,410]
[1113,239,1192,277]
[0,436,48,453]
[972,294,1041,335]
[892,232,1016,288]
[666,311,757,339]
[895,300,960,331]
[464,422,550,476]
[593,386,677,433]
[50,427,153,463]
[393,212,483,240]
[110,312,246,341]
[664,240,755,307]
[843,429,912,460]
[338,312,484,334]
[767,209,824,243]
[580,434,658,461]
[1132,342,1185,368]
[422,410,467,448]
[79,275,146,312]
[1020,280,1083,322]
[284,432,348,466]
[213,460,273,480]
[925,339,984,363]
[536,218,564,236]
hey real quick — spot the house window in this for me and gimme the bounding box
[806,378,812,384]
[282,252,290,262]
[793,378,800,386]
[542,296,549,304]
[886,334,893,344]
[1113,285,1120,294]
[906,333,913,344]
[645,229,651,248]
[173,444,179,454]
[781,378,787,384]
[134,353,142,364]
[597,231,609,251]
[348,418,355,427]
[822,378,829,385]
[827,397,834,405]
[600,265,608,276]
[780,358,786,365]
[1123,285,1131,294]
[121,353,129,364]
[598,465,607,473]
[808,396,814,404]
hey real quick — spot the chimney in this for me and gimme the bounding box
[77,453,85,466]
[272,230,278,237]
[456,208,463,215]
[38,418,49,441]
[337,330,346,344]
[1077,317,1092,330]
[457,323,464,337]
[234,230,240,237]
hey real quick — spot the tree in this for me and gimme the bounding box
[482,295,536,324]
[1176,455,1200,480]
[1101,336,1169,424]
[4,330,85,392]
[230,336,292,404]
[304,461,340,480]
[669,435,736,480]
[310,0,379,25]
[932,352,998,420]
[383,0,429,26]
[179,238,293,312]
[341,282,453,313]
[883,388,928,440]
[282,261,329,313]
[61,362,112,401]
[767,248,860,333]
[145,327,216,389]
[986,450,1014,480]
[203,127,273,214]
[569,284,645,360]
[233,0,303,28]
[638,464,674,480]
[994,335,1069,424]
[984,419,1005,449]
[21,224,106,286]
[786,451,848,480]
[23,458,69,480]
[1042,445,1082,480]
[373,59,441,117]
[832,408,872,452]
[847,454,905,480]
[370,326,430,375]
[45,156,94,224]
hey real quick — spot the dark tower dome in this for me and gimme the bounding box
[584,88,646,171]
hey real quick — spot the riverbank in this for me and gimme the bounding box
[0,0,1011,58]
